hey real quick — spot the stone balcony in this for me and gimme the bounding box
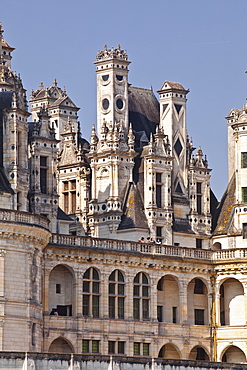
[0,208,50,230]
[49,234,212,260]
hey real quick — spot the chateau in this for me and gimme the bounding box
[0,22,247,366]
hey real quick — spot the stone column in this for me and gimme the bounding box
[0,250,5,351]
[179,280,188,323]
[43,267,51,314]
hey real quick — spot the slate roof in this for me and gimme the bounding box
[118,182,148,230]
[158,81,189,92]
[212,174,236,235]
[57,207,73,221]
[128,86,159,139]
[172,217,195,234]
[0,167,14,194]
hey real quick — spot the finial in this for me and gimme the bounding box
[63,86,67,94]
[53,78,57,86]
[39,82,44,89]
[0,22,3,37]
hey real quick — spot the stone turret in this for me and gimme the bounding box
[94,45,131,140]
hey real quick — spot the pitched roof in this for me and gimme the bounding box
[0,167,14,194]
[173,217,195,234]
[212,174,236,235]
[2,39,15,51]
[118,182,148,230]
[57,207,73,221]
[158,81,189,92]
[128,86,159,139]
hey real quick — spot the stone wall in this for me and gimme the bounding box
[0,353,246,370]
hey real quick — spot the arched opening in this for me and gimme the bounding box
[49,337,74,353]
[49,265,74,316]
[189,346,209,361]
[187,278,208,325]
[157,275,179,323]
[158,343,180,359]
[213,242,222,250]
[219,278,244,326]
[221,345,246,363]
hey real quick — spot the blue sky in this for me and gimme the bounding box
[2,0,247,199]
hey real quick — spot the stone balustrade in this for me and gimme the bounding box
[0,208,50,229]
[211,248,247,261]
[49,234,212,260]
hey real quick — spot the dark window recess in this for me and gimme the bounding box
[194,279,204,294]
[40,156,48,194]
[172,306,177,323]
[194,309,204,325]
[243,223,247,239]
[174,104,182,114]
[196,239,202,249]
[116,98,123,109]
[102,98,109,110]
[241,152,247,168]
[56,305,72,316]
[82,340,89,353]
[156,173,162,208]
[157,306,162,322]
[196,347,207,360]
[174,138,183,156]
[156,227,162,237]
[162,104,168,113]
[143,343,150,356]
[56,284,61,294]
[102,75,109,81]
[242,187,247,203]
[175,182,183,194]
[64,193,68,214]
[92,340,100,353]
[108,341,115,354]
[116,75,123,81]
[156,185,162,208]
[134,342,140,355]
[31,323,36,346]
[118,341,125,354]
[196,182,202,214]
[157,278,163,291]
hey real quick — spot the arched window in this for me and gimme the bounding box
[133,272,150,320]
[109,270,125,319]
[83,268,100,318]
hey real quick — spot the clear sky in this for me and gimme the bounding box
[1,0,247,199]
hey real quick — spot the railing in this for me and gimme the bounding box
[0,208,50,229]
[49,234,212,260]
[212,248,247,261]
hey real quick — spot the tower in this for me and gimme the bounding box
[157,81,189,198]
[28,108,59,233]
[94,45,130,139]
[142,126,173,244]
[30,80,80,142]
[0,23,30,211]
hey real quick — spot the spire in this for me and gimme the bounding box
[89,124,98,152]
[53,78,57,87]
[128,122,135,151]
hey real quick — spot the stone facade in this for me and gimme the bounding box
[0,22,247,366]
